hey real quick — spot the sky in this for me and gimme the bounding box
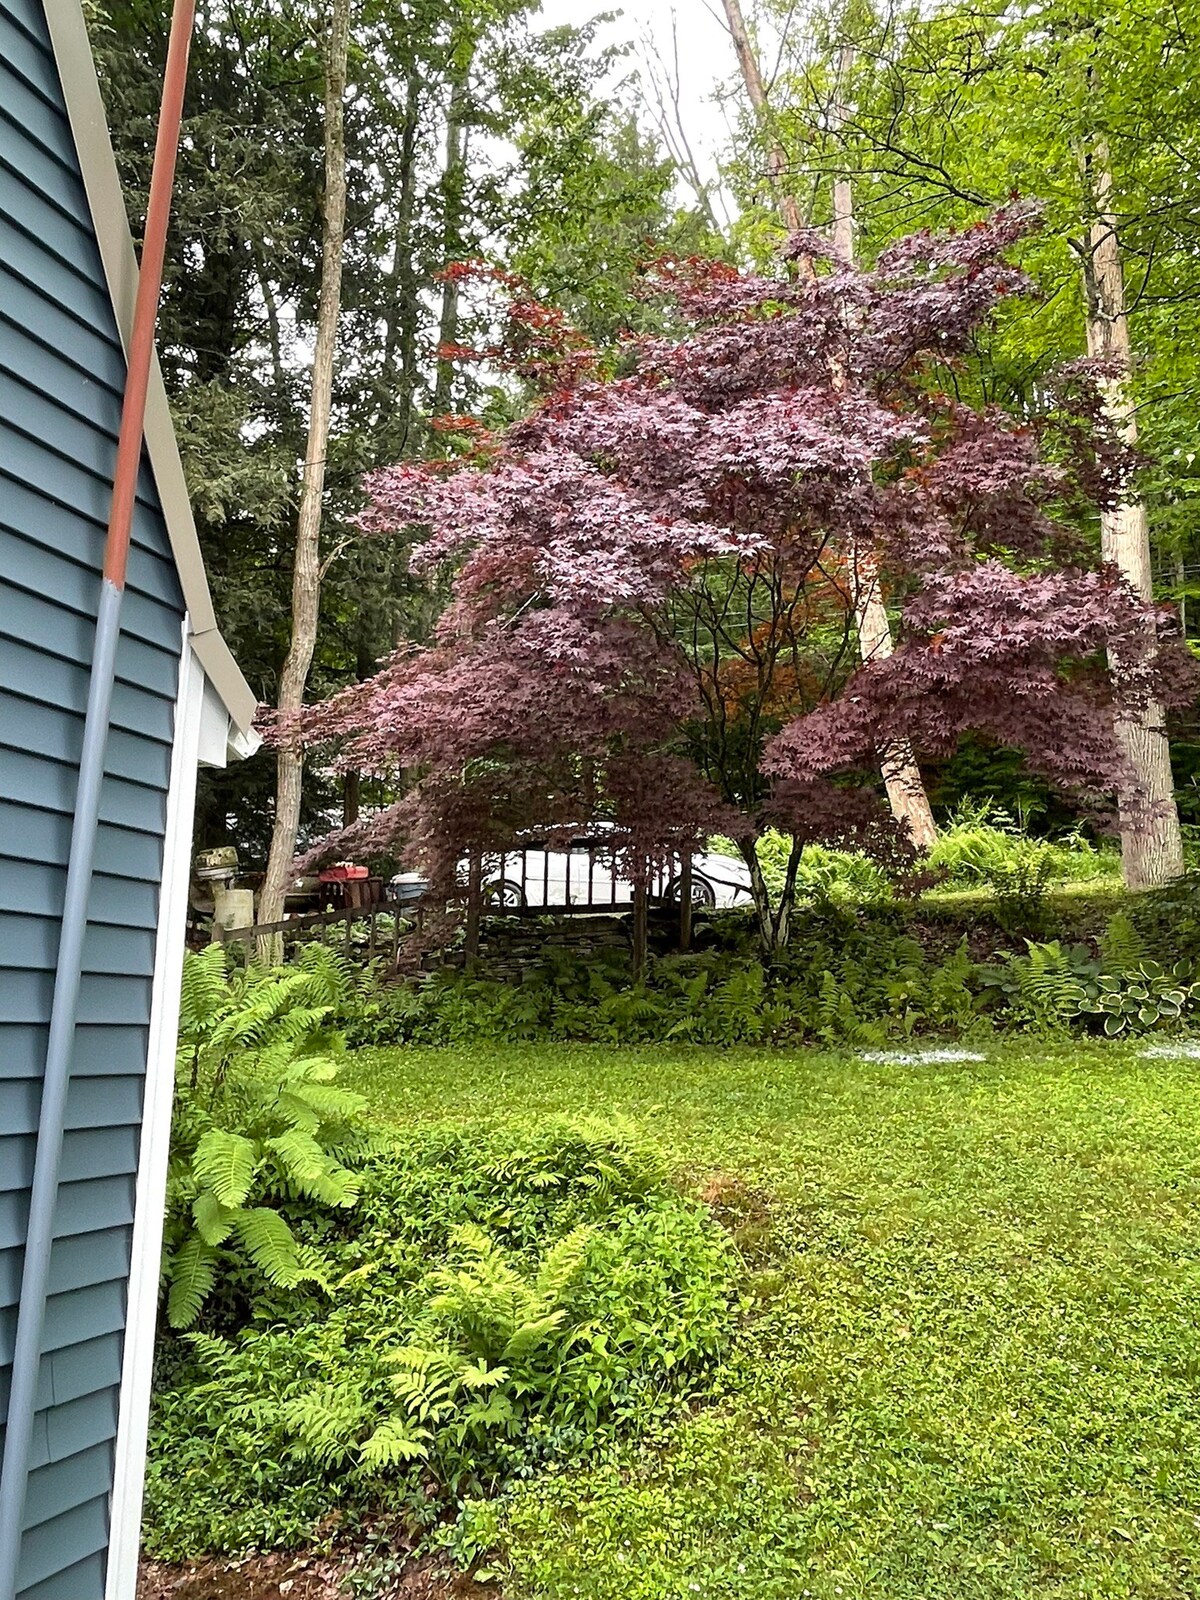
[533,0,738,204]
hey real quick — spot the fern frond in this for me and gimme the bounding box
[192,1189,238,1247]
[267,1129,360,1207]
[166,1233,220,1329]
[192,1128,258,1208]
[281,1380,370,1465]
[502,1312,566,1361]
[177,946,229,1044]
[359,1416,432,1470]
[231,1207,308,1286]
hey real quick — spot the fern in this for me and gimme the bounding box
[360,1416,432,1469]
[1100,912,1146,972]
[192,1128,258,1208]
[281,1380,372,1466]
[165,949,368,1329]
[192,1189,238,1247]
[267,1129,360,1207]
[231,1207,310,1287]
[167,1236,219,1330]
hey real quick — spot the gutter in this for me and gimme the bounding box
[0,2,196,1590]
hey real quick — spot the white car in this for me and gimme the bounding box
[391,834,754,911]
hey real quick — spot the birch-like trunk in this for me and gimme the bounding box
[832,42,937,851]
[721,9,937,850]
[433,60,471,418]
[720,0,803,236]
[258,0,351,939]
[1080,141,1183,888]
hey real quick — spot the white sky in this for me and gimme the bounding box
[534,0,737,206]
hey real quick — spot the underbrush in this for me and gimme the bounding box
[148,960,735,1560]
[336,878,1200,1050]
[712,808,1119,913]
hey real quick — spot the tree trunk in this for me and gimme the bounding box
[433,59,471,417]
[678,853,693,952]
[464,851,482,969]
[719,0,803,237]
[723,12,937,852]
[257,0,351,944]
[1080,140,1183,888]
[632,878,649,982]
[850,549,939,850]
[737,836,804,961]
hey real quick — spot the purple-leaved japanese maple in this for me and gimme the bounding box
[280,208,1194,955]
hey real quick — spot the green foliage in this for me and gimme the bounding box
[144,1117,733,1559]
[421,1040,1200,1600]
[711,830,894,905]
[927,804,1114,890]
[166,947,367,1328]
[1128,872,1200,964]
[981,932,1200,1037]
[1078,961,1200,1037]
[979,940,1096,1031]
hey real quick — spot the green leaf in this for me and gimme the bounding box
[503,1312,566,1361]
[266,1129,360,1207]
[231,1207,309,1287]
[166,1233,219,1330]
[192,1189,238,1247]
[360,1417,432,1470]
[192,1128,258,1208]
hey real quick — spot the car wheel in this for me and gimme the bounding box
[664,872,717,908]
[483,877,527,908]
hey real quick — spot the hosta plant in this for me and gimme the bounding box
[1079,961,1200,1036]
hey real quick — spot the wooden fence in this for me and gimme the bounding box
[210,849,696,973]
[212,903,423,964]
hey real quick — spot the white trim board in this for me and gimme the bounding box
[105,624,205,1600]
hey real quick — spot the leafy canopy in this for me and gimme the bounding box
[287,211,1193,931]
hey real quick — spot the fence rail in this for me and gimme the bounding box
[212,903,423,963]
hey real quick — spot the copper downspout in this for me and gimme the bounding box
[0,3,195,1591]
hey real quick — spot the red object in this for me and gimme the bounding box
[318,864,369,881]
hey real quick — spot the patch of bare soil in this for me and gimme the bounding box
[137,1550,495,1600]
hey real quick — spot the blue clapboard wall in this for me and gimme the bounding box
[0,0,184,1593]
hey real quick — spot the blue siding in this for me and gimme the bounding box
[0,0,186,1593]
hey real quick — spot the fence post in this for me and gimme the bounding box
[678,853,693,952]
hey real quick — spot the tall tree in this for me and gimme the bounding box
[1078,134,1184,884]
[259,0,351,931]
[92,0,709,861]
[288,214,1193,957]
[757,0,1197,879]
[720,0,938,847]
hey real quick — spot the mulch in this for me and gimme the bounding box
[138,1550,496,1600]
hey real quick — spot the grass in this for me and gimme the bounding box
[344,1040,1200,1599]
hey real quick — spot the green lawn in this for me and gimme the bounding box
[344,1041,1200,1600]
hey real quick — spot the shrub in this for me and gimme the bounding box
[710,830,892,904]
[927,803,1115,890]
[978,940,1096,1030]
[144,1118,735,1559]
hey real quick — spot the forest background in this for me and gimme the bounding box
[86,0,1200,867]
